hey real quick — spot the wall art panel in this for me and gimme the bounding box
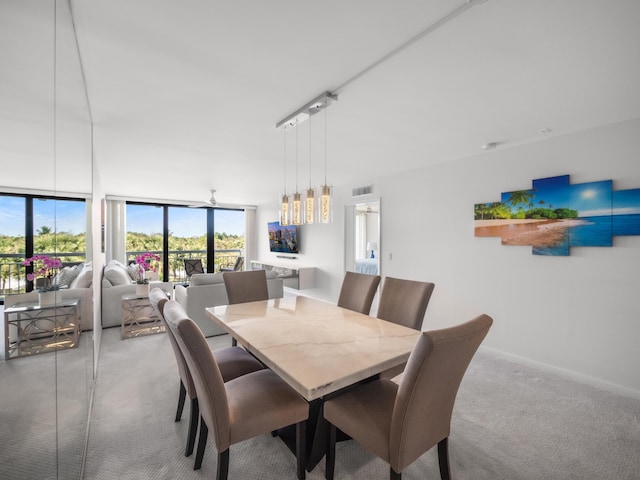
[474,174,640,256]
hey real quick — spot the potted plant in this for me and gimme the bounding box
[22,254,63,305]
[134,252,161,296]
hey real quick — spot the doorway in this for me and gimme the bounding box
[344,199,380,275]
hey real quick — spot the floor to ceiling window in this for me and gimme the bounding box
[0,194,86,302]
[125,202,245,282]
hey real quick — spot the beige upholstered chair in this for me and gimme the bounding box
[336,271,381,315]
[375,277,435,379]
[163,300,309,480]
[222,269,269,304]
[324,314,493,480]
[149,288,264,458]
[223,269,269,346]
[376,277,435,330]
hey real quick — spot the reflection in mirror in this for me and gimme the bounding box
[0,0,94,478]
[345,199,380,275]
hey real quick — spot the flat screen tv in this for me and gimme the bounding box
[268,221,299,254]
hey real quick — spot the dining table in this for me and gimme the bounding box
[205,294,421,471]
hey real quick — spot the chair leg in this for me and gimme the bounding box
[325,423,336,480]
[175,380,186,422]
[194,417,208,470]
[217,449,229,480]
[437,438,451,480]
[185,397,199,457]
[390,468,401,480]
[296,421,306,480]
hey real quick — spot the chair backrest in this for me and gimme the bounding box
[376,277,435,330]
[337,271,381,315]
[223,269,268,304]
[149,287,169,317]
[164,300,231,451]
[233,256,244,271]
[149,289,197,399]
[184,258,204,277]
[390,314,493,473]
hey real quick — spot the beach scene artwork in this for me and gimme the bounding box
[474,174,640,256]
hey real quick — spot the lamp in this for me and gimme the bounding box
[366,242,377,259]
[279,126,290,225]
[319,99,333,223]
[305,188,315,224]
[305,109,315,224]
[291,121,302,225]
[276,92,337,224]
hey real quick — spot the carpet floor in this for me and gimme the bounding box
[80,326,640,480]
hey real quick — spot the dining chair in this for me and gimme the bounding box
[324,314,493,480]
[376,277,435,330]
[222,269,268,304]
[163,300,310,480]
[375,277,435,379]
[336,271,381,315]
[223,269,269,346]
[149,288,265,458]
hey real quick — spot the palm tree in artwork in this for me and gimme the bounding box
[505,190,535,211]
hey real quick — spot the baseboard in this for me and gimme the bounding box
[479,345,640,401]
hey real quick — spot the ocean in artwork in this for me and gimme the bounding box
[533,214,640,255]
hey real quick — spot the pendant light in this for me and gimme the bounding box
[276,91,337,225]
[291,120,303,225]
[279,126,290,225]
[319,102,333,223]
[305,110,315,224]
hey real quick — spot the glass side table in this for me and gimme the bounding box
[3,298,81,360]
[121,294,166,339]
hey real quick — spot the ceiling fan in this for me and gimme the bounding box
[189,189,219,208]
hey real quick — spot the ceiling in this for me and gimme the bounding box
[3,0,640,207]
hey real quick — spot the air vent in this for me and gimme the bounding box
[352,185,373,197]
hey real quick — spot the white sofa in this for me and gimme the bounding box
[4,261,94,331]
[174,271,284,337]
[101,260,173,328]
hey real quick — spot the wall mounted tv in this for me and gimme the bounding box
[268,221,299,254]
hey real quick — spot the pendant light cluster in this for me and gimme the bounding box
[277,92,337,225]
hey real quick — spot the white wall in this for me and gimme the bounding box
[257,117,640,396]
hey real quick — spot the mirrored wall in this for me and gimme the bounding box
[345,199,381,276]
[0,1,94,478]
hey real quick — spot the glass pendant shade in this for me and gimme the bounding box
[280,194,290,226]
[305,188,315,224]
[320,185,332,223]
[292,192,302,225]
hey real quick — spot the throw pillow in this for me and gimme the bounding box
[70,265,93,289]
[52,264,81,287]
[103,264,131,286]
[127,263,142,282]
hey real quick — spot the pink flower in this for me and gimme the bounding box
[135,253,161,271]
[23,255,63,285]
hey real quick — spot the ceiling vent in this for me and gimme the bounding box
[352,185,373,197]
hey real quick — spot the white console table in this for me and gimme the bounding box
[250,260,315,290]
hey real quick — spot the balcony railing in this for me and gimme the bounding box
[126,249,243,283]
[0,252,87,301]
[1,249,242,303]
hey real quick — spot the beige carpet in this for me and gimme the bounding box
[82,326,640,480]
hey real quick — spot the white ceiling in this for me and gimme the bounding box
[2,0,640,207]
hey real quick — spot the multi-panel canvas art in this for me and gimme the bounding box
[474,174,640,256]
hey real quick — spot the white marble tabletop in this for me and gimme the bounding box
[205,296,420,401]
